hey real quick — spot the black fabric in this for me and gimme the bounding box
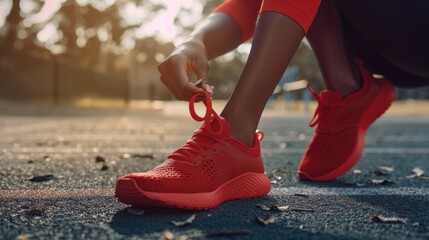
[336,0,429,88]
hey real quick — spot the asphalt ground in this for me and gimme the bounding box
[1,106,429,240]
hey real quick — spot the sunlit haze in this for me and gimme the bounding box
[0,0,205,51]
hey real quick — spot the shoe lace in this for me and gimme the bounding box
[308,84,345,146]
[169,91,224,162]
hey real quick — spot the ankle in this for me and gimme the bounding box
[336,81,362,98]
[230,128,254,147]
[221,113,255,147]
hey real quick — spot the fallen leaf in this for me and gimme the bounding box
[270,180,278,184]
[121,153,131,159]
[160,231,188,240]
[257,215,275,225]
[26,206,45,216]
[191,230,251,238]
[132,154,155,159]
[341,181,366,187]
[256,204,271,211]
[95,156,106,163]
[378,166,394,172]
[27,175,56,182]
[126,207,145,215]
[273,205,289,212]
[161,230,175,240]
[271,169,289,180]
[372,215,407,224]
[353,169,362,174]
[27,160,34,164]
[15,234,32,240]
[100,164,109,171]
[171,214,196,227]
[406,167,425,178]
[371,179,394,185]
[412,167,424,177]
[294,193,309,198]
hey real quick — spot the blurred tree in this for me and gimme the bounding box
[0,0,323,100]
[1,0,21,53]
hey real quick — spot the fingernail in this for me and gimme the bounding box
[204,83,213,94]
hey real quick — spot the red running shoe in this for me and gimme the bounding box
[115,91,271,209]
[298,59,396,181]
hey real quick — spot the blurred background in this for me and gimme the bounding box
[1,0,429,110]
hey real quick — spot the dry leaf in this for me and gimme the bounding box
[126,207,145,215]
[372,215,407,224]
[121,153,131,159]
[171,214,196,227]
[371,179,394,185]
[412,167,424,177]
[406,167,425,178]
[378,166,394,172]
[132,154,155,159]
[353,169,362,174]
[257,215,275,225]
[15,234,32,240]
[273,205,289,212]
[26,206,45,216]
[161,230,175,240]
[270,169,289,180]
[256,204,271,211]
[95,156,105,163]
[294,193,309,198]
[27,175,56,182]
[100,164,109,171]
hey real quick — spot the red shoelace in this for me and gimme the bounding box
[169,91,225,163]
[308,84,346,145]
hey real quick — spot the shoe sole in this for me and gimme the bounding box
[299,79,396,181]
[115,172,271,210]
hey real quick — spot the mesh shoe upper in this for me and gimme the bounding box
[298,59,396,180]
[122,91,266,193]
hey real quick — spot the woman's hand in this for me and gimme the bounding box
[158,36,213,101]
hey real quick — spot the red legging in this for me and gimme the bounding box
[214,0,321,42]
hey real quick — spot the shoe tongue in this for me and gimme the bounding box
[201,116,231,139]
[320,90,342,103]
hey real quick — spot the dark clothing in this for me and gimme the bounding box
[337,1,429,88]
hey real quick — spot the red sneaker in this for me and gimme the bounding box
[115,91,271,209]
[298,60,396,181]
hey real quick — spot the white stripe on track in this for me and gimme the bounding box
[272,187,429,196]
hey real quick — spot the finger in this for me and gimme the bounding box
[159,58,197,100]
[174,82,202,101]
[193,58,214,94]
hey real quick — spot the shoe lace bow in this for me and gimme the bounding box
[169,91,224,162]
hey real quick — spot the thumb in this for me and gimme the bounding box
[194,61,213,94]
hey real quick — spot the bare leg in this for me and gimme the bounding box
[307,0,361,98]
[221,12,305,146]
